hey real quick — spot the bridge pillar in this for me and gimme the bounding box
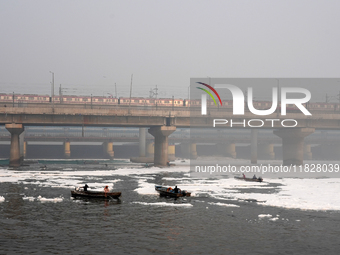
[304,144,312,160]
[104,142,114,159]
[274,128,315,165]
[19,131,25,162]
[180,143,198,159]
[217,143,236,158]
[139,128,146,157]
[168,144,175,161]
[251,129,258,164]
[258,143,275,160]
[147,141,154,157]
[6,124,24,167]
[64,141,71,158]
[23,141,27,158]
[148,126,176,166]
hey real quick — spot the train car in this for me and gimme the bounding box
[118,97,184,107]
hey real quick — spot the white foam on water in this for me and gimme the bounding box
[134,179,158,195]
[2,165,340,211]
[37,195,63,203]
[208,202,240,207]
[269,217,279,221]
[0,196,5,202]
[132,201,193,207]
[258,214,272,218]
[22,196,35,201]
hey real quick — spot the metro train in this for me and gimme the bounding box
[0,93,338,111]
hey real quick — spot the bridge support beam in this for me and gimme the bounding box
[304,144,312,160]
[258,143,275,160]
[148,126,176,166]
[5,124,24,167]
[251,129,258,164]
[64,141,71,158]
[274,128,315,165]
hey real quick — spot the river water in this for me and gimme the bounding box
[1,161,340,254]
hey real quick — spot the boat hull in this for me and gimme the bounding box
[71,190,121,199]
[234,177,263,182]
[155,185,191,197]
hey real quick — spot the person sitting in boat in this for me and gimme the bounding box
[173,186,179,193]
[83,184,89,191]
[253,175,257,179]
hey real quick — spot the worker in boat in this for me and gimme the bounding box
[167,161,170,166]
[83,184,89,191]
[104,185,110,197]
[173,186,179,193]
[253,174,257,179]
[242,173,246,179]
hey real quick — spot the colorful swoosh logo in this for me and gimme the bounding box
[196,82,223,106]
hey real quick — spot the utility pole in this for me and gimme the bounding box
[115,83,117,98]
[59,84,62,104]
[129,74,133,107]
[50,71,54,110]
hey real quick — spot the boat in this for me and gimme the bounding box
[155,185,191,197]
[234,176,263,182]
[71,189,121,199]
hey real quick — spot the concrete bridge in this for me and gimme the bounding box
[1,105,340,167]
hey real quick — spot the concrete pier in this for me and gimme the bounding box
[274,128,315,165]
[23,141,27,158]
[148,126,176,166]
[304,144,312,160]
[19,131,25,162]
[251,129,258,164]
[258,143,275,160]
[168,144,175,161]
[139,128,146,157]
[5,123,24,167]
[180,143,198,159]
[146,142,154,157]
[104,142,114,159]
[64,141,71,158]
[217,143,236,158]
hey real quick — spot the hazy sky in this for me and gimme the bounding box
[1,0,339,99]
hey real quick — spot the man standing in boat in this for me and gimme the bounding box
[173,186,179,193]
[104,185,109,197]
[83,184,89,191]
